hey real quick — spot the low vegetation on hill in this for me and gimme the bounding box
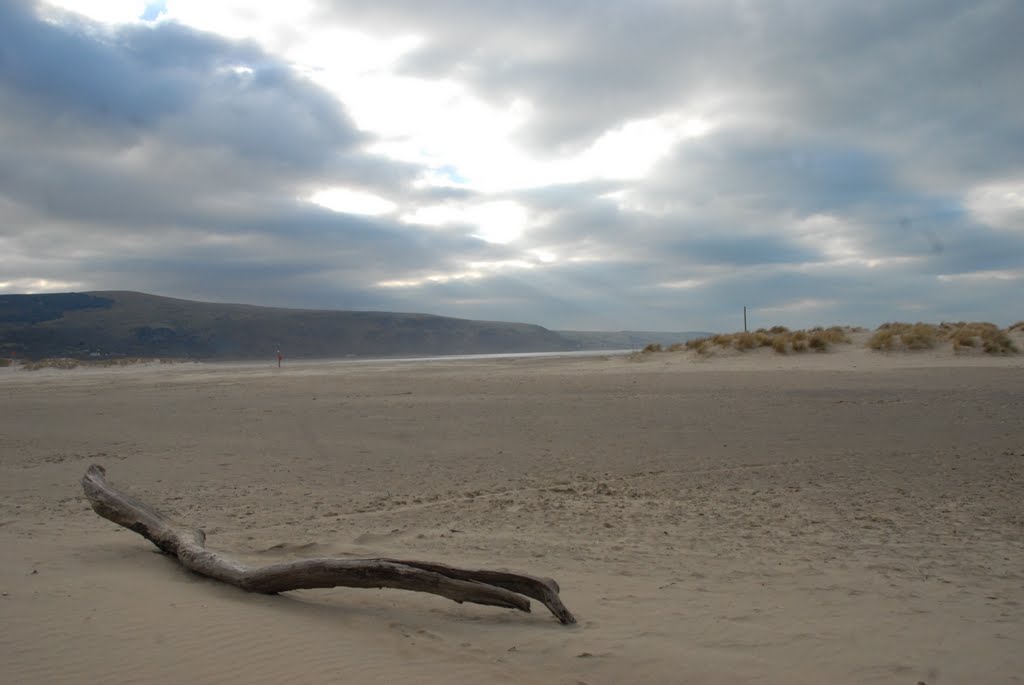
[0,291,575,360]
[653,326,854,355]
[868,321,1018,354]
[637,321,1020,357]
[15,357,183,371]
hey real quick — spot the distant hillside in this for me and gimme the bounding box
[0,291,577,360]
[556,329,714,350]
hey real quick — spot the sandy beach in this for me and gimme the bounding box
[2,342,1022,684]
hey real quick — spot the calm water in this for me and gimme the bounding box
[290,348,634,366]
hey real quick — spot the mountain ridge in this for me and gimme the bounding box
[0,291,709,360]
[0,291,566,360]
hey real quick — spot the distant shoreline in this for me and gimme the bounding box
[1,348,637,372]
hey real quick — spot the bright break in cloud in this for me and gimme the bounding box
[1,0,1022,331]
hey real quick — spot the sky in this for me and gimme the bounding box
[1,0,1022,331]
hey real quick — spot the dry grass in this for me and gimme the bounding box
[904,324,938,350]
[812,326,852,344]
[869,323,937,350]
[868,321,1018,354]
[641,343,663,353]
[673,326,853,355]
[735,332,758,350]
[712,333,735,347]
[808,333,829,351]
[947,322,994,352]
[644,321,1018,358]
[951,332,978,349]
[682,338,712,355]
[867,329,896,350]
[0,358,12,368]
[956,322,1018,354]
[980,329,1017,354]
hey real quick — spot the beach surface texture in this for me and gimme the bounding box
[2,334,1022,684]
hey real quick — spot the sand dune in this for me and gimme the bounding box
[2,342,1022,683]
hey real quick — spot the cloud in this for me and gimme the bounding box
[1,0,1023,331]
[0,1,440,297]
[311,2,1022,158]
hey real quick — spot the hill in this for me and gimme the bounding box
[0,291,578,360]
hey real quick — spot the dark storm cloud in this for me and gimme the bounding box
[0,0,186,133]
[6,196,508,303]
[0,1,362,165]
[648,133,906,214]
[628,129,958,260]
[1,1,363,175]
[643,125,1024,278]
[0,1,455,305]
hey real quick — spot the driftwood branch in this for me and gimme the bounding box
[81,465,576,624]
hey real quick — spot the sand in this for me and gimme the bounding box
[2,339,1023,684]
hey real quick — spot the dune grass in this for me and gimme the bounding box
[646,321,1019,358]
[735,332,758,350]
[673,326,851,355]
[868,321,1018,354]
[869,322,939,350]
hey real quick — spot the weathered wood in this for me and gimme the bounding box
[81,465,576,624]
